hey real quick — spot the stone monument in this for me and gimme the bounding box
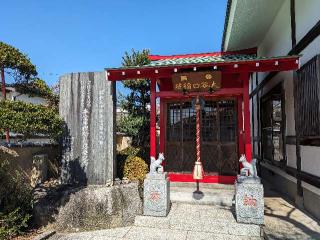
[59,72,116,185]
[235,154,264,225]
[144,153,170,217]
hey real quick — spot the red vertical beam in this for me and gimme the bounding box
[1,68,10,143]
[159,98,165,153]
[242,72,252,161]
[237,96,244,156]
[150,79,157,159]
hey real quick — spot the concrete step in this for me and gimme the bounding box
[170,182,235,190]
[170,186,235,206]
[135,204,262,238]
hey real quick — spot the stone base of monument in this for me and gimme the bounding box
[235,176,264,225]
[143,173,170,217]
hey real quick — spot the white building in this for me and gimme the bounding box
[223,0,320,219]
[0,86,47,105]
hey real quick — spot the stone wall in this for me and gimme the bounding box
[59,72,116,185]
[0,144,60,181]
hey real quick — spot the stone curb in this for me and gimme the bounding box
[33,230,56,240]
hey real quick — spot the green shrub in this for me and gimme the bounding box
[119,146,140,157]
[117,147,149,181]
[0,208,31,239]
[123,156,148,182]
[0,150,33,239]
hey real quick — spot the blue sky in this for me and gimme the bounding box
[2,0,227,94]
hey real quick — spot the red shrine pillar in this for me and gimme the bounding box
[150,78,157,159]
[237,95,244,156]
[242,72,252,161]
[159,97,165,153]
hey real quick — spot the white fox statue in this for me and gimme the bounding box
[239,154,258,178]
[150,153,165,174]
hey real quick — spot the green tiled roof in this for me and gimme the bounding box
[106,54,300,72]
[146,54,256,67]
[106,53,300,80]
[114,54,298,69]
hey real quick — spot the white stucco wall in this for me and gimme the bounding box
[0,91,47,105]
[299,35,320,66]
[295,0,320,67]
[295,0,320,43]
[13,94,47,105]
[258,0,291,58]
[301,146,320,177]
[254,0,320,176]
[257,0,291,83]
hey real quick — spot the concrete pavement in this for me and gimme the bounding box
[48,182,320,240]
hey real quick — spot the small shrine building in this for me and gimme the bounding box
[106,48,299,184]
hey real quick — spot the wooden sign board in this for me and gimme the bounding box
[172,71,221,92]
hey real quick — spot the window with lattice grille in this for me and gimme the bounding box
[295,55,320,141]
[261,84,284,163]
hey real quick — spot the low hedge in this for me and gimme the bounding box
[0,100,63,140]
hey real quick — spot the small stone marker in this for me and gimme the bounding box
[235,176,264,225]
[30,154,48,187]
[144,172,170,217]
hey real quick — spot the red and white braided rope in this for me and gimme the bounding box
[196,107,201,162]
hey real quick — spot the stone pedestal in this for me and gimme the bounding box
[143,173,170,217]
[235,176,264,225]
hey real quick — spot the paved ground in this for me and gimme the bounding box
[50,203,262,240]
[263,182,320,240]
[51,227,260,240]
[49,182,320,240]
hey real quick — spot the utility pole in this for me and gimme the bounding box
[1,68,10,143]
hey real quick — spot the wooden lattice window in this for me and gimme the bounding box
[295,55,320,139]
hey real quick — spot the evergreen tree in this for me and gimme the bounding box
[118,49,151,150]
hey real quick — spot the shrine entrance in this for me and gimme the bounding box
[165,99,238,175]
